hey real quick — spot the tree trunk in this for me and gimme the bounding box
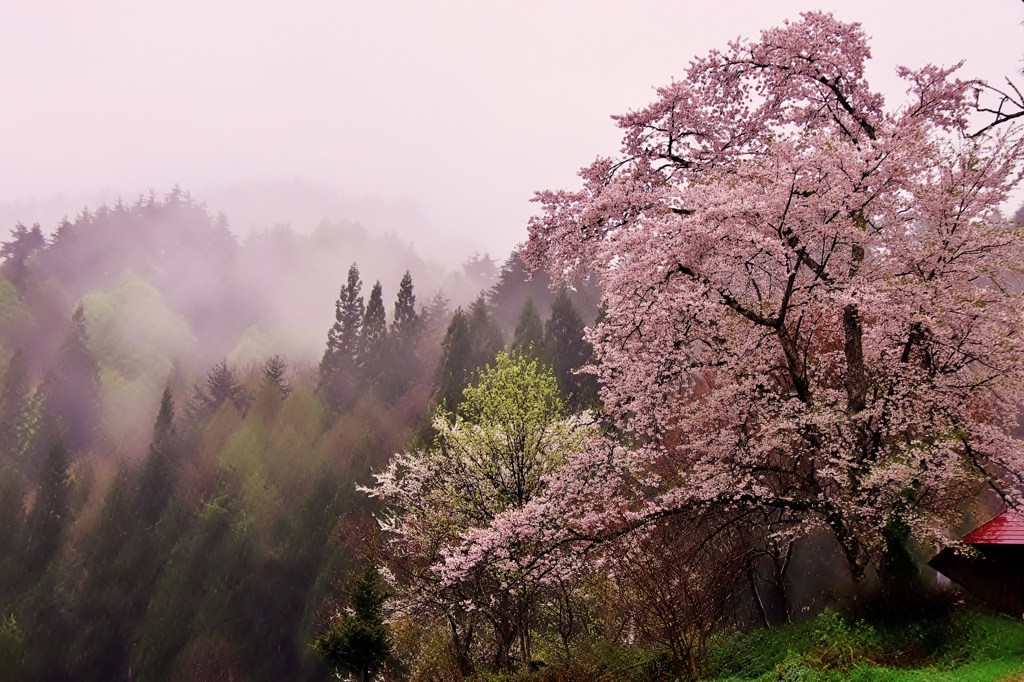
[747,566,770,628]
[448,616,474,677]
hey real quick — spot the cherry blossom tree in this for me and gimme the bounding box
[517,12,1024,580]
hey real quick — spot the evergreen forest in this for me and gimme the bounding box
[0,190,599,680]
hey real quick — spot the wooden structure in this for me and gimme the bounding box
[930,511,1024,616]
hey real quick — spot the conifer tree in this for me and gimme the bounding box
[462,252,498,290]
[490,249,553,335]
[543,288,598,410]
[313,565,391,682]
[436,308,473,411]
[512,298,545,358]
[468,294,504,365]
[361,282,387,362]
[381,273,421,400]
[135,387,177,526]
[319,263,365,410]
[23,439,71,573]
[359,281,387,392]
[68,464,135,681]
[187,360,245,425]
[0,468,24,574]
[40,304,101,456]
[262,354,291,398]
[0,222,45,291]
[391,271,419,343]
[435,298,505,411]
[322,263,365,369]
[420,290,451,336]
[0,350,34,469]
[205,360,244,410]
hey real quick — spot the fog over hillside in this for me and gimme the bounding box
[3,2,1021,260]
[1,4,1022,681]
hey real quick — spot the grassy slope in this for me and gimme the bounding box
[707,610,1024,682]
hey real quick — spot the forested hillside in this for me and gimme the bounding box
[0,190,600,680]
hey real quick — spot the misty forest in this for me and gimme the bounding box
[4,10,1024,682]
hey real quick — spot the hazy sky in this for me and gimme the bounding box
[2,1,1022,260]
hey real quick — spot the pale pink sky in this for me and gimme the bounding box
[1,1,1022,259]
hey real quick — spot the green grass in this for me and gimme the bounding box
[844,659,1024,681]
[705,609,1024,682]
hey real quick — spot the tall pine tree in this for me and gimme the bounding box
[435,297,504,412]
[135,387,178,526]
[420,290,451,337]
[359,281,387,391]
[391,271,419,343]
[543,288,599,410]
[39,304,101,457]
[489,248,553,336]
[314,565,392,682]
[23,439,71,574]
[468,294,504,370]
[511,298,545,358]
[436,309,473,411]
[381,272,421,400]
[262,354,291,398]
[319,263,364,410]
[0,222,45,291]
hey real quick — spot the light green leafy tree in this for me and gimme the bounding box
[365,351,596,673]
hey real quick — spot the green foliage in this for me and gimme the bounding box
[315,619,391,680]
[0,614,25,681]
[40,303,101,454]
[81,271,197,444]
[380,271,423,400]
[392,270,420,342]
[942,611,1024,664]
[0,223,45,291]
[0,469,23,562]
[227,324,279,367]
[0,351,40,471]
[430,350,576,517]
[0,281,31,370]
[705,609,1024,682]
[807,610,880,673]
[360,280,388,387]
[458,350,564,427]
[436,307,474,410]
[320,262,365,410]
[543,287,598,410]
[512,298,545,357]
[261,354,291,398]
[131,496,241,677]
[135,387,179,526]
[187,360,247,432]
[23,439,71,573]
[313,566,392,681]
[435,297,505,411]
[81,270,197,382]
[0,190,452,681]
[574,639,677,682]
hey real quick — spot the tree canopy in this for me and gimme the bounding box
[519,11,1024,579]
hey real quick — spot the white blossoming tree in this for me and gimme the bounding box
[363,351,597,673]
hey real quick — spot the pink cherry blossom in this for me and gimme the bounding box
[521,11,1024,580]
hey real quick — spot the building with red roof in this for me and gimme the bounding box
[930,511,1024,616]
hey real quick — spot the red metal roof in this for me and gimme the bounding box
[962,511,1024,545]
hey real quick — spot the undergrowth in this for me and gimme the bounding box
[706,607,1024,681]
